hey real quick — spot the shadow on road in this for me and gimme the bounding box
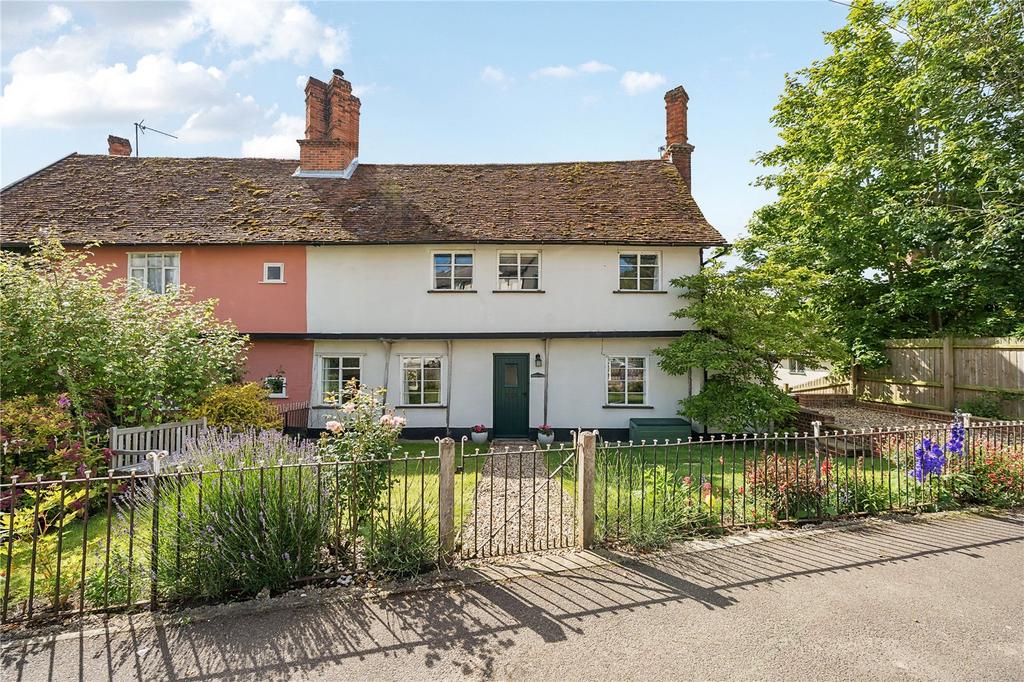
[4,512,1021,680]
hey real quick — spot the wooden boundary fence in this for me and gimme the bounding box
[790,337,1023,418]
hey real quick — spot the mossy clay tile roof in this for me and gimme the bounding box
[0,154,725,246]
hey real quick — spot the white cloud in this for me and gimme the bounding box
[352,82,387,98]
[241,113,304,158]
[620,70,666,96]
[176,94,266,143]
[1,4,73,46]
[480,66,512,87]
[531,64,575,79]
[193,0,348,70]
[578,60,614,74]
[531,60,616,79]
[0,44,228,127]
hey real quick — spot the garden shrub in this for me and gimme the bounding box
[0,240,247,426]
[365,512,438,577]
[187,383,283,432]
[830,457,890,515]
[86,386,419,605]
[596,463,715,549]
[317,384,406,532]
[91,431,324,602]
[944,440,1024,508]
[959,394,1012,420]
[744,453,824,519]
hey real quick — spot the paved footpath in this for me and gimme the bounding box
[3,512,1022,681]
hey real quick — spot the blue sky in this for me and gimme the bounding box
[1,1,848,243]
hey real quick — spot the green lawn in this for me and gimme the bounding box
[381,440,490,532]
[3,507,117,618]
[545,441,940,537]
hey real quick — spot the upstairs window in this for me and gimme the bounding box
[262,262,285,283]
[607,356,648,405]
[402,356,443,405]
[498,251,541,290]
[129,253,179,294]
[789,359,806,375]
[432,253,474,290]
[618,253,660,291]
[319,356,361,404]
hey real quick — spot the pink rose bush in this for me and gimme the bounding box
[318,381,406,527]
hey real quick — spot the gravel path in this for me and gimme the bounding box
[815,406,946,431]
[460,441,575,558]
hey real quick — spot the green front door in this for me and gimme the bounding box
[493,354,530,438]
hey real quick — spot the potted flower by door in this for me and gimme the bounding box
[470,424,488,444]
[537,424,555,445]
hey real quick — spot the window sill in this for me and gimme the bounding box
[612,290,668,294]
[260,280,286,284]
[397,404,447,409]
[491,289,545,294]
[602,404,655,409]
[268,394,287,400]
[427,289,477,294]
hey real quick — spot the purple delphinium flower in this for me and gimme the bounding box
[911,438,946,482]
[947,417,965,456]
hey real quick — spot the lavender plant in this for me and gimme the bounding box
[89,430,330,604]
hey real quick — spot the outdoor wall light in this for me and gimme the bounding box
[534,353,543,368]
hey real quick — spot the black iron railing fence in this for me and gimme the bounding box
[592,420,1023,546]
[1,449,443,624]
[2,419,1021,624]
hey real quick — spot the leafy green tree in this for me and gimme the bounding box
[655,261,845,432]
[747,0,1024,361]
[0,240,248,426]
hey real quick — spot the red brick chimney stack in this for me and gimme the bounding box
[108,135,132,157]
[663,86,694,189]
[298,69,361,172]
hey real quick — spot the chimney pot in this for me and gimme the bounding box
[107,135,132,157]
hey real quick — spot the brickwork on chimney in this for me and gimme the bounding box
[664,86,694,189]
[107,135,132,157]
[298,72,360,172]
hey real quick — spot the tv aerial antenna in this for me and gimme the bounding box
[133,120,177,157]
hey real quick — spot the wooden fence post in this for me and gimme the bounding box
[576,431,596,549]
[942,336,956,412]
[438,437,456,565]
[849,362,860,399]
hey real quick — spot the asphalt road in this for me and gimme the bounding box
[3,512,1023,681]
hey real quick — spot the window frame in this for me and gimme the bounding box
[315,354,363,406]
[127,252,181,295]
[429,251,475,292]
[399,354,446,407]
[616,251,662,292]
[495,250,542,291]
[263,376,287,399]
[605,355,650,406]
[789,358,806,375]
[261,262,285,284]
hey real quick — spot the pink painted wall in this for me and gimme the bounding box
[247,339,314,404]
[86,245,314,402]
[88,245,306,333]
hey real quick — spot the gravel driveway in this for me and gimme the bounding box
[815,406,948,431]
